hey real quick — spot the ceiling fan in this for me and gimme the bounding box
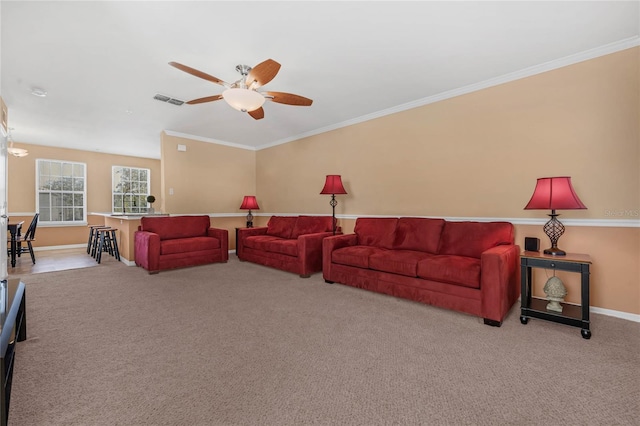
[168,59,313,120]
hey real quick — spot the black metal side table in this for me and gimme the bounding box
[235,227,249,256]
[520,251,592,339]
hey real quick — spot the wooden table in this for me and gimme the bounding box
[520,251,592,339]
[7,222,24,268]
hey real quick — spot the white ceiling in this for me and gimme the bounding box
[1,1,638,159]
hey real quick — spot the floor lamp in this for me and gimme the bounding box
[320,175,347,235]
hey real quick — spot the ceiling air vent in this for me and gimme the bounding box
[153,94,184,106]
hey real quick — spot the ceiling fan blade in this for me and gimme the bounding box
[248,107,264,120]
[186,95,223,105]
[169,62,226,86]
[245,59,281,89]
[263,91,313,106]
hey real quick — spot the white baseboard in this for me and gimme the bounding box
[34,244,86,251]
[516,297,639,323]
[119,256,136,266]
[591,307,640,323]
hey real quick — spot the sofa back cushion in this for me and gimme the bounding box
[266,216,298,239]
[140,215,210,240]
[393,217,445,254]
[291,216,334,238]
[438,221,514,258]
[354,218,398,249]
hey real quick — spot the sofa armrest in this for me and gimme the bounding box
[208,227,229,261]
[237,227,268,258]
[134,230,161,273]
[322,234,358,281]
[480,244,521,324]
[297,231,341,276]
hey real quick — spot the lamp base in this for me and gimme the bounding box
[543,247,566,256]
[543,211,567,256]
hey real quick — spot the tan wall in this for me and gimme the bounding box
[160,132,256,215]
[7,144,160,248]
[256,48,639,315]
[104,216,140,262]
[257,48,638,219]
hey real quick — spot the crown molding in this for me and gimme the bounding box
[163,130,256,151]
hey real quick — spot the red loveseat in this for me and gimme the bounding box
[237,215,338,277]
[323,217,520,326]
[134,215,228,274]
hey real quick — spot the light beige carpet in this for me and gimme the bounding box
[9,257,640,425]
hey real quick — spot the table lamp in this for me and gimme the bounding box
[239,195,259,228]
[524,176,587,256]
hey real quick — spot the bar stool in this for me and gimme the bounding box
[89,226,110,259]
[95,227,121,264]
[87,225,109,255]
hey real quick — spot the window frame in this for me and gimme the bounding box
[35,158,87,225]
[112,166,151,214]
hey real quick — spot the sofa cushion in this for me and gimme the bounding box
[161,236,220,255]
[291,216,333,238]
[332,245,388,269]
[266,216,298,239]
[393,217,445,254]
[244,235,283,251]
[140,215,210,240]
[354,218,398,249]
[438,221,514,259]
[266,239,299,257]
[417,255,481,289]
[369,250,434,277]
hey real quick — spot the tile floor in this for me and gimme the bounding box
[7,247,105,276]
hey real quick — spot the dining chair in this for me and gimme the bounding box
[6,220,24,267]
[15,213,39,264]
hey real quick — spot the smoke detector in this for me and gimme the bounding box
[31,87,47,97]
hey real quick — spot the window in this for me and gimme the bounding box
[112,166,150,213]
[36,159,86,224]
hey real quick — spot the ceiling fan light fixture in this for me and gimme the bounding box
[222,88,265,112]
[8,146,29,157]
[6,129,29,157]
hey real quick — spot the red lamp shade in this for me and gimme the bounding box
[320,175,347,195]
[524,177,586,210]
[239,196,260,210]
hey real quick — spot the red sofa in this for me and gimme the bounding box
[323,217,520,326]
[237,215,338,277]
[134,215,228,274]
